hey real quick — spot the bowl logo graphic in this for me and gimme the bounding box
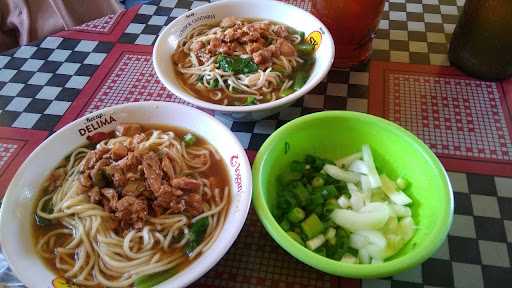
[305,31,322,51]
[51,277,79,288]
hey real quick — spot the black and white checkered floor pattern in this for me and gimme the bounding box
[0,38,113,130]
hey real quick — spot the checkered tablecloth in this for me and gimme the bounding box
[1,0,511,287]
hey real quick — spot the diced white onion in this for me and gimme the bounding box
[337,195,351,208]
[399,217,415,242]
[349,160,369,174]
[341,253,359,264]
[356,230,387,248]
[362,144,382,188]
[347,183,364,211]
[350,233,369,250]
[391,204,412,218]
[323,164,360,183]
[347,183,360,195]
[380,175,412,205]
[335,152,362,168]
[350,192,364,211]
[331,202,390,232]
[360,175,371,195]
[359,248,370,264]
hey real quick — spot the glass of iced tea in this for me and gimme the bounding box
[312,0,385,68]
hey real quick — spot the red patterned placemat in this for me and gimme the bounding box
[54,6,139,42]
[71,11,125,34]
[369,61,512,176]
[0,128,48,197]
[56,44,191,129]
[282,0,312,11]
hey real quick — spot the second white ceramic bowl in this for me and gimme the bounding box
[0,101,252,288]
[153,0,335,121]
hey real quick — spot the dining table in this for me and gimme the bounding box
[1,0,511,287]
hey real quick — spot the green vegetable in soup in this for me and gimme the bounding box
[280,87,295,97]
[292,70,308,91]
[217,54,258,74]
[35,196,53,226]
[208,78,220,89]
[272,65,288,75]
[183,133,196,146]
[295,43,315,57]
[298,31,306,41]
[134,268,178,288]
[245,96,257,105]
[184,217,209,256]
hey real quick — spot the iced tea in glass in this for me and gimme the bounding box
[312,0,385,68]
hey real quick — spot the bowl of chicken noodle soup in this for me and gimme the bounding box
[153,0,335,121]
[0,102,252,288]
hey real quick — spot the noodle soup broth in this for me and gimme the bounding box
[173,17,316,106]
[32,124,231,287]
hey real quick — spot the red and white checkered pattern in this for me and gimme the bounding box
[0,143,17,171]
[71,12,122,34]
[282,0,312,11]
[82,52,188,116]
[386,73,512,161]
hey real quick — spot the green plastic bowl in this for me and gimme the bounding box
[252,111,453,278]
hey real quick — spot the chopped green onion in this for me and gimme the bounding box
[291,182,309,206]
[324,198,339,215]
[311,176,325,187]
[287,231,305,246]
[325,227,336,241]
[183,133,196,146]
[314,246,327,257]
[290,160,306,173]
[319,185,337,199]
[301,213,325,239]
[287,207,306,223]
[280,219,291,231]
[306,234,326,250]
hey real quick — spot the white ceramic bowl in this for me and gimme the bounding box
[153,0,335,121]
[0,102,252,288]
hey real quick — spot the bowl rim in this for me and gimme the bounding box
[252,111,454,278]
[152,0,335,113]
[0,101,252,288]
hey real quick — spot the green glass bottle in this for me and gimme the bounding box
[448,0,512,80]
